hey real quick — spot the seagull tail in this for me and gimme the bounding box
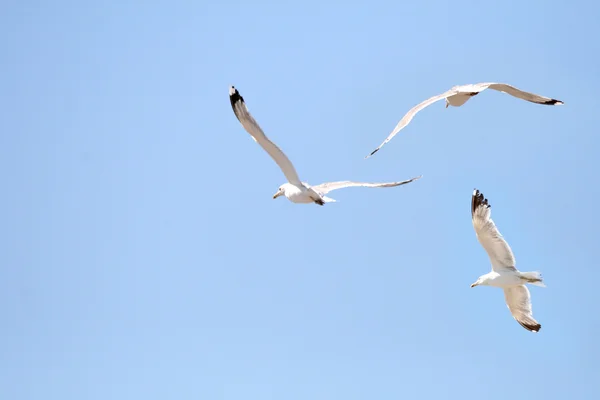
[521,271,546,287]
[322,196,337,203]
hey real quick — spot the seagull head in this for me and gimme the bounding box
[470,276,487,288]
[273,186,285,199]
[445,99,450,108]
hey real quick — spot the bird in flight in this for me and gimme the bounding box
[229,86,421,205]
[470,189,545,332]
[366,82,564,158]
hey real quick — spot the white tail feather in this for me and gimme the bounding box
[521,271,546,287]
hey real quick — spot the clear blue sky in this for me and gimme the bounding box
[1,1,598,399]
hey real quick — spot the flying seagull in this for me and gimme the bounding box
[470,189,545,332]
[366,82,564,158]
[229,86,421,205]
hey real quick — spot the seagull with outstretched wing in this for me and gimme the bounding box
[366,82,564,158]
[470,189,546,333]
[229,86,421,205]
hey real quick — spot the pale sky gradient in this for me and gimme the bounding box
[1,1,598,399]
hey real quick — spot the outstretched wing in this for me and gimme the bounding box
[366,90,455,158]
[504,286,541,332]
[312,175,422,194]
[229,86,302,185]
[486,83,564,106]
[471,189,516,272]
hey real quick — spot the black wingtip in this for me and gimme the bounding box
[229,85,244,108]
[518,321,542,333]
[542,98,564,106]
[471,189,490,216]
[365,148,379,159]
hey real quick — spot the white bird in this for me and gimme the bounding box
[366,82,564,158]
[229,86,421,205]
[470,189,545,333]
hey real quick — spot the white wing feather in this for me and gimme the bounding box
[366,90,454,157]
[471,189,516,272]
[312,175,422,195]
[504,286,541,332]
[229,86,302,186]
[485,82,564,105]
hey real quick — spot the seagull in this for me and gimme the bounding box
[470,189,545,333]
[366,82,564,158]
[229,86,422,205]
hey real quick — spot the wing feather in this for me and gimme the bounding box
[312,175,422,194]
[471,189,516,272]
[487,83,564,105]
[366,90,455,158]
[229,86,302,185]
[504,286,541,332]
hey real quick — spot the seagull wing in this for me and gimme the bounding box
[229,86,302,185]
[504,286,541,332]
[312,175,422,194]
[366,90,456,158]
[471,189,517,272]
[484,83,564,105]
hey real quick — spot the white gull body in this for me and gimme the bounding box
[366,82,564,158]
[470,189,546,333]
[229,86,421,205]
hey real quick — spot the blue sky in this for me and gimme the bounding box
[1,1,598,399]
